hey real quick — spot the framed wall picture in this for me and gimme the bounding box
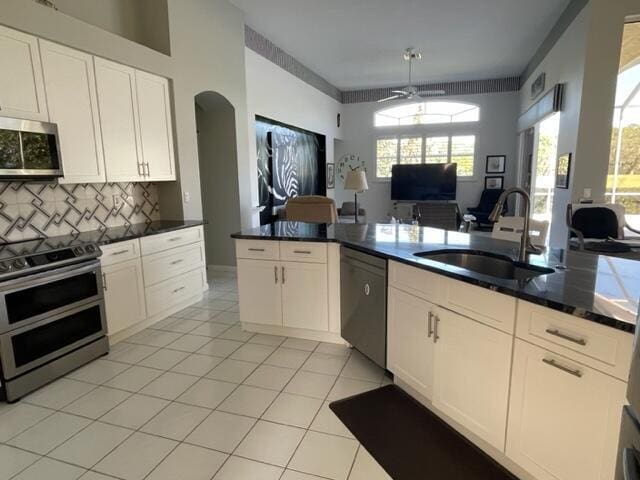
[486,155,506,174]
[326,162,335,189]
[555,153,571,189]
[485,176,504,190]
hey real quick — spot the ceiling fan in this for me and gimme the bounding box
[377,48,446,103]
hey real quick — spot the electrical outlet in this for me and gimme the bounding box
[113,195,123,208]
[583,188,592,199]
[183,191,191,203]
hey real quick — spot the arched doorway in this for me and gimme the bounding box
[195,91,241,269]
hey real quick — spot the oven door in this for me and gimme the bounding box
[0,260,103,334]
[0,300,106,379]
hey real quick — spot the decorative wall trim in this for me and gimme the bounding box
[520,0,589,83]
[0,182,160,242]
[244,25,342,102]
[341,77,521,104]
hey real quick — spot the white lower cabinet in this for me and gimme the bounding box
[506,339,626,480]
[102,258,146,336]
[387,285,511,451]
[432,307,512,451]
[387,286,435,400]
[237,259,282,326]
[102,226,207,341]
[281,261,328,331]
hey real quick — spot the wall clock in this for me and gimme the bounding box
[337,154,366,181]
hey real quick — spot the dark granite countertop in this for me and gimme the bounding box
[232,221,640,333]
[3,221,205,255]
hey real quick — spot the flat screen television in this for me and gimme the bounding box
[391,163,457,201]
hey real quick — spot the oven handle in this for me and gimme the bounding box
[0,260,102,294]
[0,299,107,380]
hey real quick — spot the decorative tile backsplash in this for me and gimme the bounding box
[0,182,160,242]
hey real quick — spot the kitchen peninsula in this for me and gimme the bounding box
[232,221,637,480]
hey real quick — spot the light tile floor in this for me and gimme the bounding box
[0,270,392,480]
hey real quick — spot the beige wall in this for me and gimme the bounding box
[0,0,253,230]
[519,0,639,246]
[196,98,241,267]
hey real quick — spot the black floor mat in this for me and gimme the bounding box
[330,385,519,480]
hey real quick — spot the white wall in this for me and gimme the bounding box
[244,48,343,225]
[334,93,520,223]
[519,0,638,246]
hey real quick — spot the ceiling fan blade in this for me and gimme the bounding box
[377,94,404,103]
[418,90,446,96]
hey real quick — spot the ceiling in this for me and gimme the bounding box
[230,0,571,91]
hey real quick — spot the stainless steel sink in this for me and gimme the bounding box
[414,249,555,281]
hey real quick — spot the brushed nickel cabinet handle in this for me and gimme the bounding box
[102,272,107,291]
[545,328,587,346]
[427,311,434,338]
[172,286,185,294]
[137,163,143,176]
[170,259,183,265]
[168,237,182,242]
[542,358,583,378]
[293,250,312,254]
[274,265,278,284]
[281,266,285,284]
[433,315,440,343]
[145,162,150,176]
[111,250,129,256]
[248,248,265,252]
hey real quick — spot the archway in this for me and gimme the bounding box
[195,91,241,269]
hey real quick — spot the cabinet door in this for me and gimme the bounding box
[103,258,146,336]
[433,308,512,451]
[387,287,435,400]
[39,41,105,184]
[94,57,143,182]
[0,26,48,121]
[237,259,282,326]
[135,70,176,181]
[281,261,328,331]
[506,339,626,480]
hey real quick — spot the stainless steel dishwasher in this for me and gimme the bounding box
[340,246,387,369]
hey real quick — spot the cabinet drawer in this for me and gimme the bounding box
[100,239,140,267]
[445,280,516,334]
[140,227,203,256]
[145,268,204,318]
[236,240,280,260]
[143,242,205,286]
[388,261,445,303]
[280,242,327,263]
[516,301,633,380]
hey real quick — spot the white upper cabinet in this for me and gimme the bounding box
[135,70,176,181]
[39,40,105,184]
[94,57,144,182]
[0,25,48,121]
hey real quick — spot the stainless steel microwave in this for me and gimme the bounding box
[0,117,63,179]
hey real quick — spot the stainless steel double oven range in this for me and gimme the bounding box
[0,237,108,402]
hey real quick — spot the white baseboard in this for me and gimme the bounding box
[242,322,347,345]
[208,264,237,272]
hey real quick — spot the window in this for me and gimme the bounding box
[607,24,640,231]
[374,101,479,179]
[376,134,476,179]
[375,101,479,127]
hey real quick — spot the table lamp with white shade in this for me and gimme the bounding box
[344,170,369,223]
